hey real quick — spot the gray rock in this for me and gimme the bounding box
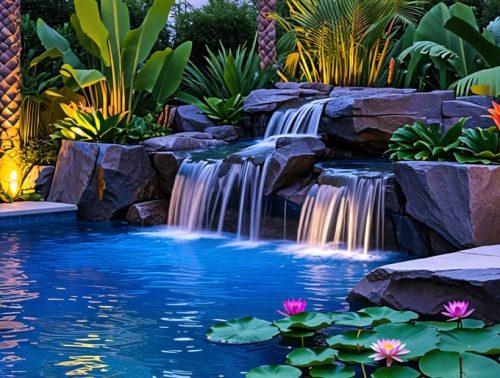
[152,151,189,196]
[127,200,169,226]
[276,178,315,206]
[275,82,300,90]
[22,165,54,199]
[299,82,333,92]
[264,137,326,195]
[442,100,490,118]
[142,133,226,152]
[244,88,324,113]
[348,245,500,323]
[49,141,160,221]
[457,95,494,108]
[391,214,430,257]
[204,125,242,141]
[395,161,500,249]
[320,115,426,154]
[444,116,493,130]
[173,105,215,132]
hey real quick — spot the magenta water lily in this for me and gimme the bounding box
[277,299,307,317]
[370,338,410,367]
[442,301,475,322]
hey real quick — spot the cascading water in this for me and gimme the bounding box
[167,154,271,241]
[264,98,331,138]
[297,167,389,254]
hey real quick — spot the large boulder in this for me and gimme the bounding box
[152,151,189,196]
[204,125,242,142]
[442,99,492,129]
[142,132,226,152]
[348,245,500,323]
[395,161,500,249]
[49,141,159,220]
[244,88,325,113]
[21,165,55,199]
[173,105,216,132]
[264,137,326,195]
[127,200,169,226]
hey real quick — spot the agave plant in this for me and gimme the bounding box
[273,0,423,86]
[454,127,500,165]
[194,95,245,126]
[386,119,466,162]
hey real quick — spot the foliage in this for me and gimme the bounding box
[182,41,275,100]
[386,119,466,161]
[193,95,245,126]
[454,127,500,164]
[172,0,257,67]
[207,305,500,378]
[399,3,500,96]
[21,139,59,166]
[273,0,424,86]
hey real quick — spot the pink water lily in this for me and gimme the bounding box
[370,339,410,367]
[442,301,475,321]
[277,299,307,317]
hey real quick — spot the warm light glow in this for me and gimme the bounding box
[9,170,19,197]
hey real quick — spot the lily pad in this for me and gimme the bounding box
[282,330,316,338]
[274,312,333,332]
[207,317,279,344]
[487,324,500,334]
[329,312,373,328]
[246,365,302,378]
[371,366,420,378]
[439,328,500,355]
[419,350,500,378]
[286,347,337,367]
[337,350,375,365]
[416,319,485,330]
[310,365,355,378]
[326,330,377,351]
[373,323,439,359]
[358,307,419,325]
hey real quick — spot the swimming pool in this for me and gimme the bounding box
[0,222,408,377]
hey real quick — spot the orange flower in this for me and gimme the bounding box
[387,58,396,85]
[485,101,500,131]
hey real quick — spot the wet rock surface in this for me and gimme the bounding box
[142,132,226,152]
[173,105,216,132]
[127,200,169,226]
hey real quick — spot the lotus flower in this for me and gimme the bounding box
[442,301,475,322]
[370,339,410,367]
[485,101,500,131]
[277,299,307,317]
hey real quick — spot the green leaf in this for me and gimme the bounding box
[371,366,420,378]
[70,14,101,58]
[329,312,373,328]
[337,350,375,365]
[419,350,500,378]
[310,365,355,378]
[373,323,439,359]
[101,0,130,67]
[358,307,419,326]
[439,328,500,355]
[326,330,377,351]
[274,312,333,332]
[206,317,279,345]
[286,347,337,367]
[74,0,111,66]
[246,365,302,378]
[135,48,173,93]
[415,319,485,331]
[60,64,106,91]
[282,330,315,338]
[29,47,63,68]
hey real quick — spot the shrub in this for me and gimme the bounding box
[21,139,59,166]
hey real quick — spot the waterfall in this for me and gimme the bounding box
[264,98,330,138]
[297,173,387,254]
[167,157,271,241]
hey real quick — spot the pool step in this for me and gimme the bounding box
[0,201,77,227]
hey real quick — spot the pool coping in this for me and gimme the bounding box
[0,201,78,227]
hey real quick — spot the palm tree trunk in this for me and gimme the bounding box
[0,0,22,151]
[258,0,277,70]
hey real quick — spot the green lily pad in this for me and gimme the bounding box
[246,365,302,378]
[337,350,375,365]
[329,312,373,328]
[310,365,355,378]
[358,307,419,326]
[373,323,439,359]
[326,330,377,351]
[286,347,337,367]
[487,324,500,334]
[207,317,279,344]
[416,319,485,330]
[282,330,316,338]
[419,350,500,378]
[371,366,420,378]
[274,312,333,332]
[439,328,500,355]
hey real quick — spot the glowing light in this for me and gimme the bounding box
[9,170,19,197]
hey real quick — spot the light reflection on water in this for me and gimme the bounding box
[0,222,408,377]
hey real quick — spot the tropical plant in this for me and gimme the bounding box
[386,119,466,161]
[208,301,500,378]
[194,95,245,126]
[182,40,275,101]
[399,3,500,96]
[454,127,500,164]
[273,0,424,86]
[32,0,192,124]
[21,139,59,165]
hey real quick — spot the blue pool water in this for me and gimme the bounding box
[0,222,409,377]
